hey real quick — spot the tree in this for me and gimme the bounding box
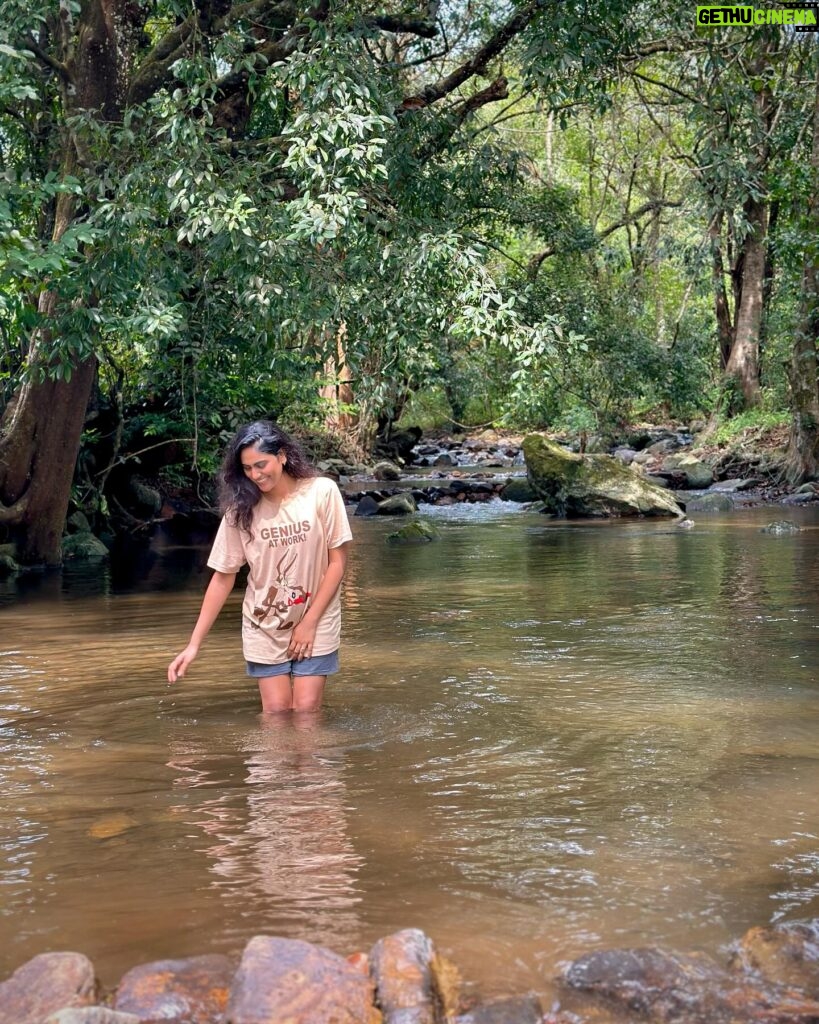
[1,0,561,565]
[784,53,819,483]
[617,21,814,412]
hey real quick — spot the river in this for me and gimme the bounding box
[1,500,817,1003]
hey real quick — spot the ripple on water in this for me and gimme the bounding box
[0,505,817,994]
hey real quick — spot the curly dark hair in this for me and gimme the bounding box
[217,421,318,532]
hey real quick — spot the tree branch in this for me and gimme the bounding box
[528,200,682,280]
[413,75,510,162]
[628,69,700,106]
[399,1,538,112]
[19,34,72,84]
[599,199,683,240]
[369,14,438,38]
[126,19,198,106]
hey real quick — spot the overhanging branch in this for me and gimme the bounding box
[19,34,72,84]
[413,76,510,162]
[597,199,682,241]
[399,0,538,112]
[370,14,437,38]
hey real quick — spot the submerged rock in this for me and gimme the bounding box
[761,520,802,535]
[45,1010,140,1024]
[523,435,684,518]
[454,994,543,1023]
[386,521,440,544]
[731,920,819,997]
[87,812,139,840]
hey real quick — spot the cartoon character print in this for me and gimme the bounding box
[251,550,311,631]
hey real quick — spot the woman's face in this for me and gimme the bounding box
[240,443,288,496]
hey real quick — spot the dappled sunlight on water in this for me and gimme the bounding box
[0,502,817,1000]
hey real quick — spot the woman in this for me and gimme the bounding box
[168,421,353,712]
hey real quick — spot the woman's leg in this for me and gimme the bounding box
[292,675,327,713]
[257,674,294,713]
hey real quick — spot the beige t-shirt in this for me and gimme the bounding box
[207,476,353,665]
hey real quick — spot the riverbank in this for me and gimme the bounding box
[329,421,817,521]
[4,917,819,1023]
[27,419,811,576]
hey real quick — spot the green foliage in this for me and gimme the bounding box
[1,0,814,547]
[396,387,453,431]
[710,407,790,446]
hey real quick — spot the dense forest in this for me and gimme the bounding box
[0,0,817,565]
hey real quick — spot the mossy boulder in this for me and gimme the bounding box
[377,494,418,515]
[62,534,110,563]
[686,492,734,513]
[523,435,684,518]
[660,452,714,488]
[499,478,537,503]
[386,521,439,544]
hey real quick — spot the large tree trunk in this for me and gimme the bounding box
[784,64,819,484]
[0,362,97,565]
[709,211,734,370]
[723,197,767,410]
[319,326,356,433]
[714,38,775,413]
[0,0,124,565]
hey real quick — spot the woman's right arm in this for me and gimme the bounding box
[167,570,237,682]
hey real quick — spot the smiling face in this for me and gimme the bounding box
[240,443,290,497]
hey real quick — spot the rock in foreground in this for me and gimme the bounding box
[562,919,819,1023]
[0,952,97,1024]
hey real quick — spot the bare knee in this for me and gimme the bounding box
[262,698,293,714]
[292,696,322,713]
[258,675,293,714]
[291,675,326,713]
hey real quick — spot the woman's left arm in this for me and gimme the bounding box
[288,542,349,656]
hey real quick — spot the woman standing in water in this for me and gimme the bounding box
[168,421,353,713]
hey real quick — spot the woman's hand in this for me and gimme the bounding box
[168,643,200,683]
[166,571,237,684]
[288,620,318,661]
[285,543,348,662]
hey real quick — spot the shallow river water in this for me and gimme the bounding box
[1,500,818,1003]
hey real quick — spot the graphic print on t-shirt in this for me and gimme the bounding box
[251,548,312,631]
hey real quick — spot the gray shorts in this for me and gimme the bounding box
[246,650,340,678]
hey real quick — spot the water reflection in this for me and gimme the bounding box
[0,502,817,999]
[166,714,364,947]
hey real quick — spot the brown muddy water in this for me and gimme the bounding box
[1,501,818,1004]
